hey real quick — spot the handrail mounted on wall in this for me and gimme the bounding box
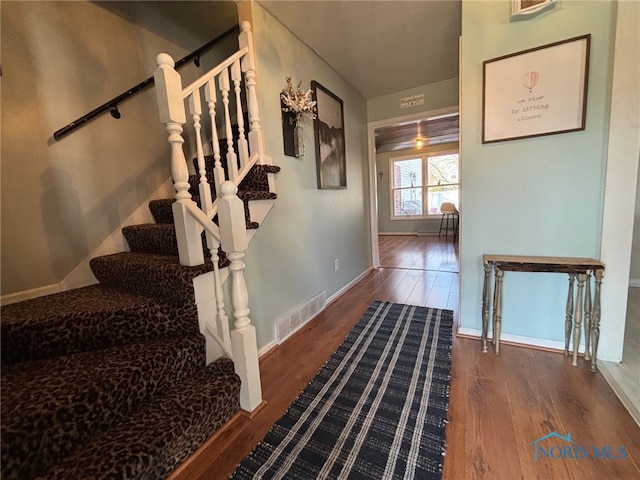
[52,24,240,142]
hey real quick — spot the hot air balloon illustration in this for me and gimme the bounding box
[523,71,540,92]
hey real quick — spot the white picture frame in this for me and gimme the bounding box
[512,0,557,17]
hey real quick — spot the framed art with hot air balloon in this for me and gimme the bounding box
[482,34,590,144]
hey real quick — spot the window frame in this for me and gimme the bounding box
[389,149,459,221]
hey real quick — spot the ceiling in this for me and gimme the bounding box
[258,0,461,150]
[257,0,461,99]
[98,0,461,151]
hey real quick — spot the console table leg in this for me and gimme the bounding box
[564,274,575,356]
[493,268,504,354]
[572,274,586,367]
[481,263,492,353]
[591,270,604,372]
[583,273,592,362]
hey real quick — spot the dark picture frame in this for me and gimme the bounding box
[312,81,347,189]
[482,34,590,144]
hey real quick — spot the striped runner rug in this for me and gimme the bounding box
[231,301,453,480]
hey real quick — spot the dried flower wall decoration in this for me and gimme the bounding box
[280,77,317,158]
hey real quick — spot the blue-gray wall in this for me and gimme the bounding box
[459,1,617,350]
[240,3,371,349]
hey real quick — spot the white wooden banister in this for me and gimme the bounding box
[155,53,204,267]
[154,22,266,412]
[218,181,262,411]
[239,21,266,165]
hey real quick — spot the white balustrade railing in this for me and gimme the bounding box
[153,21,264,412]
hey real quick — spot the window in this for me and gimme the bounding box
[390,151,459,219]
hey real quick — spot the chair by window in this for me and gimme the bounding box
[438,202,459,242]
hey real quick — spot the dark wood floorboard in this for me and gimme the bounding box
[170,235,640,480]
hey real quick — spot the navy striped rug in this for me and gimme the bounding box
[231,301,453,480]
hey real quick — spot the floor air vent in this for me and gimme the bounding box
[275,291,326,344]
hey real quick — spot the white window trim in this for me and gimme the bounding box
[389,149,459,221]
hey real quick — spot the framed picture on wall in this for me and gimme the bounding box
[312,81,347,189]
[482,34,590,144]
[511,0,556,17]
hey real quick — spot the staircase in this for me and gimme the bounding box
[1,21,275,479]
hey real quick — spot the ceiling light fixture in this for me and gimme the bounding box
[416,122,424,149]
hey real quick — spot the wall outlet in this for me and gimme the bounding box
[334,259,340,271]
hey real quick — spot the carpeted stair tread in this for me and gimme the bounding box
[147,197,264,229]
[38,357,240,480]
[0,284,198,365]
[238,190,278,202]
[1,335,206,479]
[192,156,280,189]
[239,164,281,192]
[90,252,216,302]
[122,223,233,261]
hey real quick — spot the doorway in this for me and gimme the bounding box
[366,106,460,268]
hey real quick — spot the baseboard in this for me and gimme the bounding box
[258,340,277,358]
[1,283,63,306]
[457,327,586,353]
[629,278,640,287]
[378,232,418,236]
[326,267,374,305]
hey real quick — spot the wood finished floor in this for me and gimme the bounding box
[171,235,640,480]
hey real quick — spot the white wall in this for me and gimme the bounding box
[599,0,640,360]
[629,165,640,286]
[459,1,617,351]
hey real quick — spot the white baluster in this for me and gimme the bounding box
[218,181,262,411]
[232,59,249,166]
[155,53,204,266]
[204,79,226,198]
[188,90,214,216]
[219,68,238,181]
[239,21,265,165]
[208,240,231,347]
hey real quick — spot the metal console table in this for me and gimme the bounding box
[482,255,605,372]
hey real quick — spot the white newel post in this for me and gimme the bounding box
[155,54,204,266]
[218,181,263,411]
